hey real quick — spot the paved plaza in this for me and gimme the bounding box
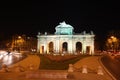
[0,55,116,80]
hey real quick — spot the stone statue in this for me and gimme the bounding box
[83,31,86,35]
[38,32,40,35]
[60,21,66,26]
[45,32,47,35]
[90,31,94,35]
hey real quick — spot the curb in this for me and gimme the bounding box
[98,56,116,80]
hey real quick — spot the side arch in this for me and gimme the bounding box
[76,42,82,54]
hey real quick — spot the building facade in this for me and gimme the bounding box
[37,21,95,55]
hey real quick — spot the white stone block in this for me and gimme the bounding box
[68,64,74,72]
[82,65,88,74]
[97,66,104,75]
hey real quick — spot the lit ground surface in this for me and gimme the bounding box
[9,55,40,70]
[73,56,114,80]
[0,51,26,69]
[0,55,115,80]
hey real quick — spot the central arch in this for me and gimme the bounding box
[62,42,68,53]
[76,42,82,54]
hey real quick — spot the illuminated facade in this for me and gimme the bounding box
[37,21,95,55]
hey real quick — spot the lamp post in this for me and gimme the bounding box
[17,36,25,52]
[111,36,117,53]
[107,36,118,53]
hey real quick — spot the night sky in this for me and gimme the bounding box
[0,1,120,42]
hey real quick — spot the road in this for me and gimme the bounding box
[101,54,120,80]
[0,53,26,69]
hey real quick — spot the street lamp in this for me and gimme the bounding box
[18,36,22,39]
[108,36,118,53]
[16,36,24,52]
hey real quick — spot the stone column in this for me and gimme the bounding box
[37,39,40,53]
[82,44,86,54]
[73,41,76,54]
[68,40,72,54]
[55,39,59,53]
[91,42,94,55]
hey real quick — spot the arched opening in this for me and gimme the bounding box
[41,46,44,53]
[76,42,82,54]
[62,42,68,53]
[86,46,90,54]
[48,42,54,53]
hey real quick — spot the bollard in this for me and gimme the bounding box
[28,64,34,71]
[68,64,74,72]
[97,66,104,75]
[82,65,88,74]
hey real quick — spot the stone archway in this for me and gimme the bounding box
[86,46,90,54]
[48,42,54,53]
[76,42,82,54]
[62,42,68,53]
[41,46,44,53]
